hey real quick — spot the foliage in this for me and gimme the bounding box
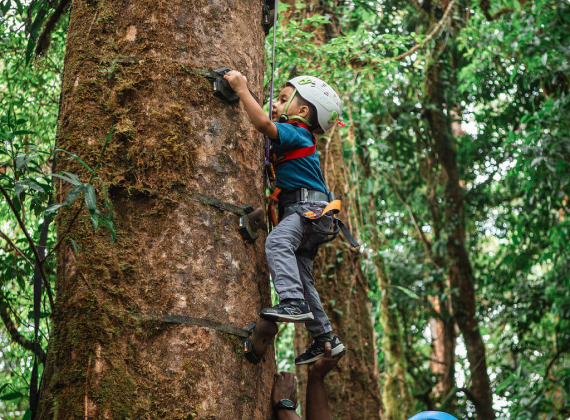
[271,0,569,418]
[0,3,114,417]
[1,0,568,418]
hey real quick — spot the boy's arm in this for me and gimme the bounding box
[224,70,279,139]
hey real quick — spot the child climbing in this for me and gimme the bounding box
[224,70,346,364]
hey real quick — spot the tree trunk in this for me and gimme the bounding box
[37,1,275,419]
[307,131,383,420]
[428,295,456,403]
[358,109,412,420]
[376,255,413,420]
[424,45,495,420]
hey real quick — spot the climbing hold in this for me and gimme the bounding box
[243,319,278,364]
[190,194,266,243]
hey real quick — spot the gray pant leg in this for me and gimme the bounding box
[297,255,333,338]
[265,212,305,301]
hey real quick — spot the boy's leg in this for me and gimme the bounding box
[265,212,305,301]
[295,253,346,365]
[262,210,314,322]
[296,254,332,337]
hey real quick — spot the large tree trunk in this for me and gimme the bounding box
[424,44,495,420]
[306,131,383,420]
[37,1,275,419]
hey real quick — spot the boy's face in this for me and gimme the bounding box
[272,86,309,122]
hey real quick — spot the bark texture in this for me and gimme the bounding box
[37,1,275,419]
[308,131,383,420]
[376,256,413,420]
[428,295,456,402]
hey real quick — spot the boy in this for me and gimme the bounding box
[225,71,346,364]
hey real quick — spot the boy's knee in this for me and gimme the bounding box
[266,230,298,254]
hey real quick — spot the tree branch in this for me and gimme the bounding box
[0,229,34,267]
[41,203,83,263]
[0,184,54,309]
[379,169,441,269]
[544,341,570,379]
[351,0,457,68]
[440,386,476,411]
[0,298,47,364]
[480,0,515,21]
[34,0,72,58]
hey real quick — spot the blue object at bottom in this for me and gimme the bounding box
[407,412,458,420]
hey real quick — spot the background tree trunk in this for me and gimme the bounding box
[305,130,384,420]
[37,1,275,418]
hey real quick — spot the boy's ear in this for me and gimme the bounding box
[298,105,310,118]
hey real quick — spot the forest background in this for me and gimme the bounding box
[0,0,569,419]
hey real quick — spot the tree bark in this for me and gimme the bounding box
[428,295,456,403]
[37,1,275,419]
[375,255,413,420]
[424,46,495,420]
[308,131,383,420]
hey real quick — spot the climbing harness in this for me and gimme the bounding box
[271,122,317,167]
[132,313,271,365]
[261,7,357,253]
[275,189,359,259]
[189,193,266,243]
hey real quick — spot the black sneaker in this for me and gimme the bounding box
[260,300,315,322]
[295,334,346,365]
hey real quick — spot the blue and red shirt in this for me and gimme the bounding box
[270,122,328,194]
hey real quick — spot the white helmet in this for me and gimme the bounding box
[287,76,342,133]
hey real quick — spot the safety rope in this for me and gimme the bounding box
[265,0,280,171]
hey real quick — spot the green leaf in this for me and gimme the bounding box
[55,149,94,174]
[391,285,420,300]
[0,391,24,401]
[68,238,81,255]
[45,203,67,215]
[82,184,97,213]
[27,310,50,320]
[23,409,33,420]
[51,173,82,186]
[90,214,99,230]
[15,154,38,169]
[65,185,83,206]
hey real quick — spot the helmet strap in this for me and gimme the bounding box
[278,87,311,127]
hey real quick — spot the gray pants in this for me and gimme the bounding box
[265,202,333,338]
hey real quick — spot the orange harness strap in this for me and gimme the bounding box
[268,187,281,230]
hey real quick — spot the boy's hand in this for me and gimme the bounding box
[224,70,278,139]
[224,70,248,95]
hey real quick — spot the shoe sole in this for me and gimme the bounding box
[260,312,315,323]
[294,344,347,365]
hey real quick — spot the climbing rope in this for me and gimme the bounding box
[265,0,280,179]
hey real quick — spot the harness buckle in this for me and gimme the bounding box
[300,188,308,203]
